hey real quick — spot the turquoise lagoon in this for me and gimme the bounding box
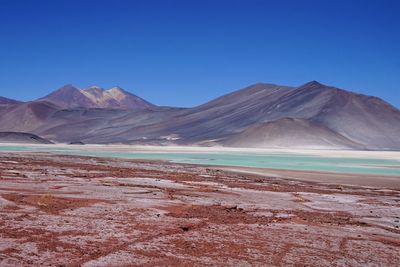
[1,144,399,176]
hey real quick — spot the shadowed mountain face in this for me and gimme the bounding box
[0,81,399,150]
[0,96,22,105]
[0,132,53,144]
[39,85,95,109]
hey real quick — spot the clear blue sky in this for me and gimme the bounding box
[0,0,399,107]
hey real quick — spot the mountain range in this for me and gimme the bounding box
[0,81,399,150]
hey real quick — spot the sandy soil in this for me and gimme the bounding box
[0,152,399,266]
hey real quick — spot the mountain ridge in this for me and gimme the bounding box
[37,84,156,110]
[0,96,23,105]
[0,81,399,150]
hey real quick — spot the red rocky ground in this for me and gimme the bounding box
[0,153,399,266]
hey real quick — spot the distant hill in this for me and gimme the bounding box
[0,132,53,144]
[0,101,60,133]
[0,81,399,150]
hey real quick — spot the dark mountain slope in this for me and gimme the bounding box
[38,85,94,109]
[306,84,400,150]
[0,96,22,105]
[0,132,53,144]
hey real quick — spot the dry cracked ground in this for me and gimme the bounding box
[0,153,399,266]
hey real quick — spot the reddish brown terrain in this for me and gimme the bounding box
[0,153,399,266]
